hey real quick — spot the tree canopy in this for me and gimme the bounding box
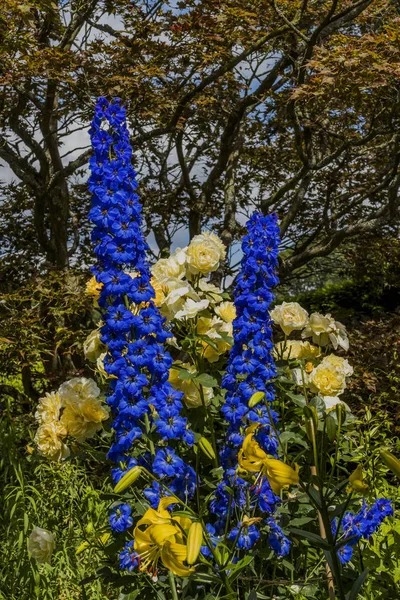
[1,0,399,284]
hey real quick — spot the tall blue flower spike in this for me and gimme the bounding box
[88,98,195,515]
[333,498,393,564]
[211,213,290,554]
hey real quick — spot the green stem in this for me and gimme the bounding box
[143,412,155,456]
[198,384,219,468]
[168,570,179,600]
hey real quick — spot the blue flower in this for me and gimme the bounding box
[153,448,185,478]
[109,504,133,533]
[120,540,139,571]
[267,518,291,557]
[338,544,354,564]
[228,523,260,550]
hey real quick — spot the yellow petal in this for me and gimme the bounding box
[149,523,178,546]
[161,541,194,577]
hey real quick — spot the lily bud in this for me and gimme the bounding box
[198,437,216,460]
[76,541,89,555]
[347,464,368,494]
[248,391,265,408]
[380,450,400,479]
[186,522,203,565]
[114,465,142,494]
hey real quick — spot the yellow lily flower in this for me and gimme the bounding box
[347,464,369,494]
[262,457,300,495]
[238,427,299,494]
[133,498,194,577]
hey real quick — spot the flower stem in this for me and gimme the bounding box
[168,570,179,600]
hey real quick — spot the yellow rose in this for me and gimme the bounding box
[35,392,62,424]
[197,317,232,362]
[323,354,353,378]
[308,355,349,397]
[270,302,309,336]
[83,329,106,362]
[186,232,226,275]
[169,363,213,408]
[150,276,167,306]
[274,340,304,360]
[215,301,236,323]
[60,396,109,441]
[86,276,103,302]
[35,422,69,461]
[274,340,321,360]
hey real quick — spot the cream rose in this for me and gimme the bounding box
[28,527,56,564]
[215,301,236,323]
[186,232,226,275]
[34,392,62,424]
[175,298,209,320]
[197,279,224,304]
[151,248,187,282]
[159,279,193,319]
[60,396,109,441]
[35,422,69,461]
[58,377,100,408]
[270,302,309,336]
[302,313,349,351]
[83,329,106,363]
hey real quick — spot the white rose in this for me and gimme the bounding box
[322,396,350,411]
[175,298,209,320]
[270,302,309,336]
[28,526,55,563]
[83,329,105,362]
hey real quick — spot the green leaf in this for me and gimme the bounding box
[289,516,315,527]
[286,391,306,407]
[228,555,254,581]
[194,373,218,387]
[279,430,308,449]
[190,572,221,584]
[346,568,369,600]
[178,369,196,381]
[289,528,330,549]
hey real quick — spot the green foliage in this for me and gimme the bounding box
[0,395,116,600]
[0,270,96,396]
